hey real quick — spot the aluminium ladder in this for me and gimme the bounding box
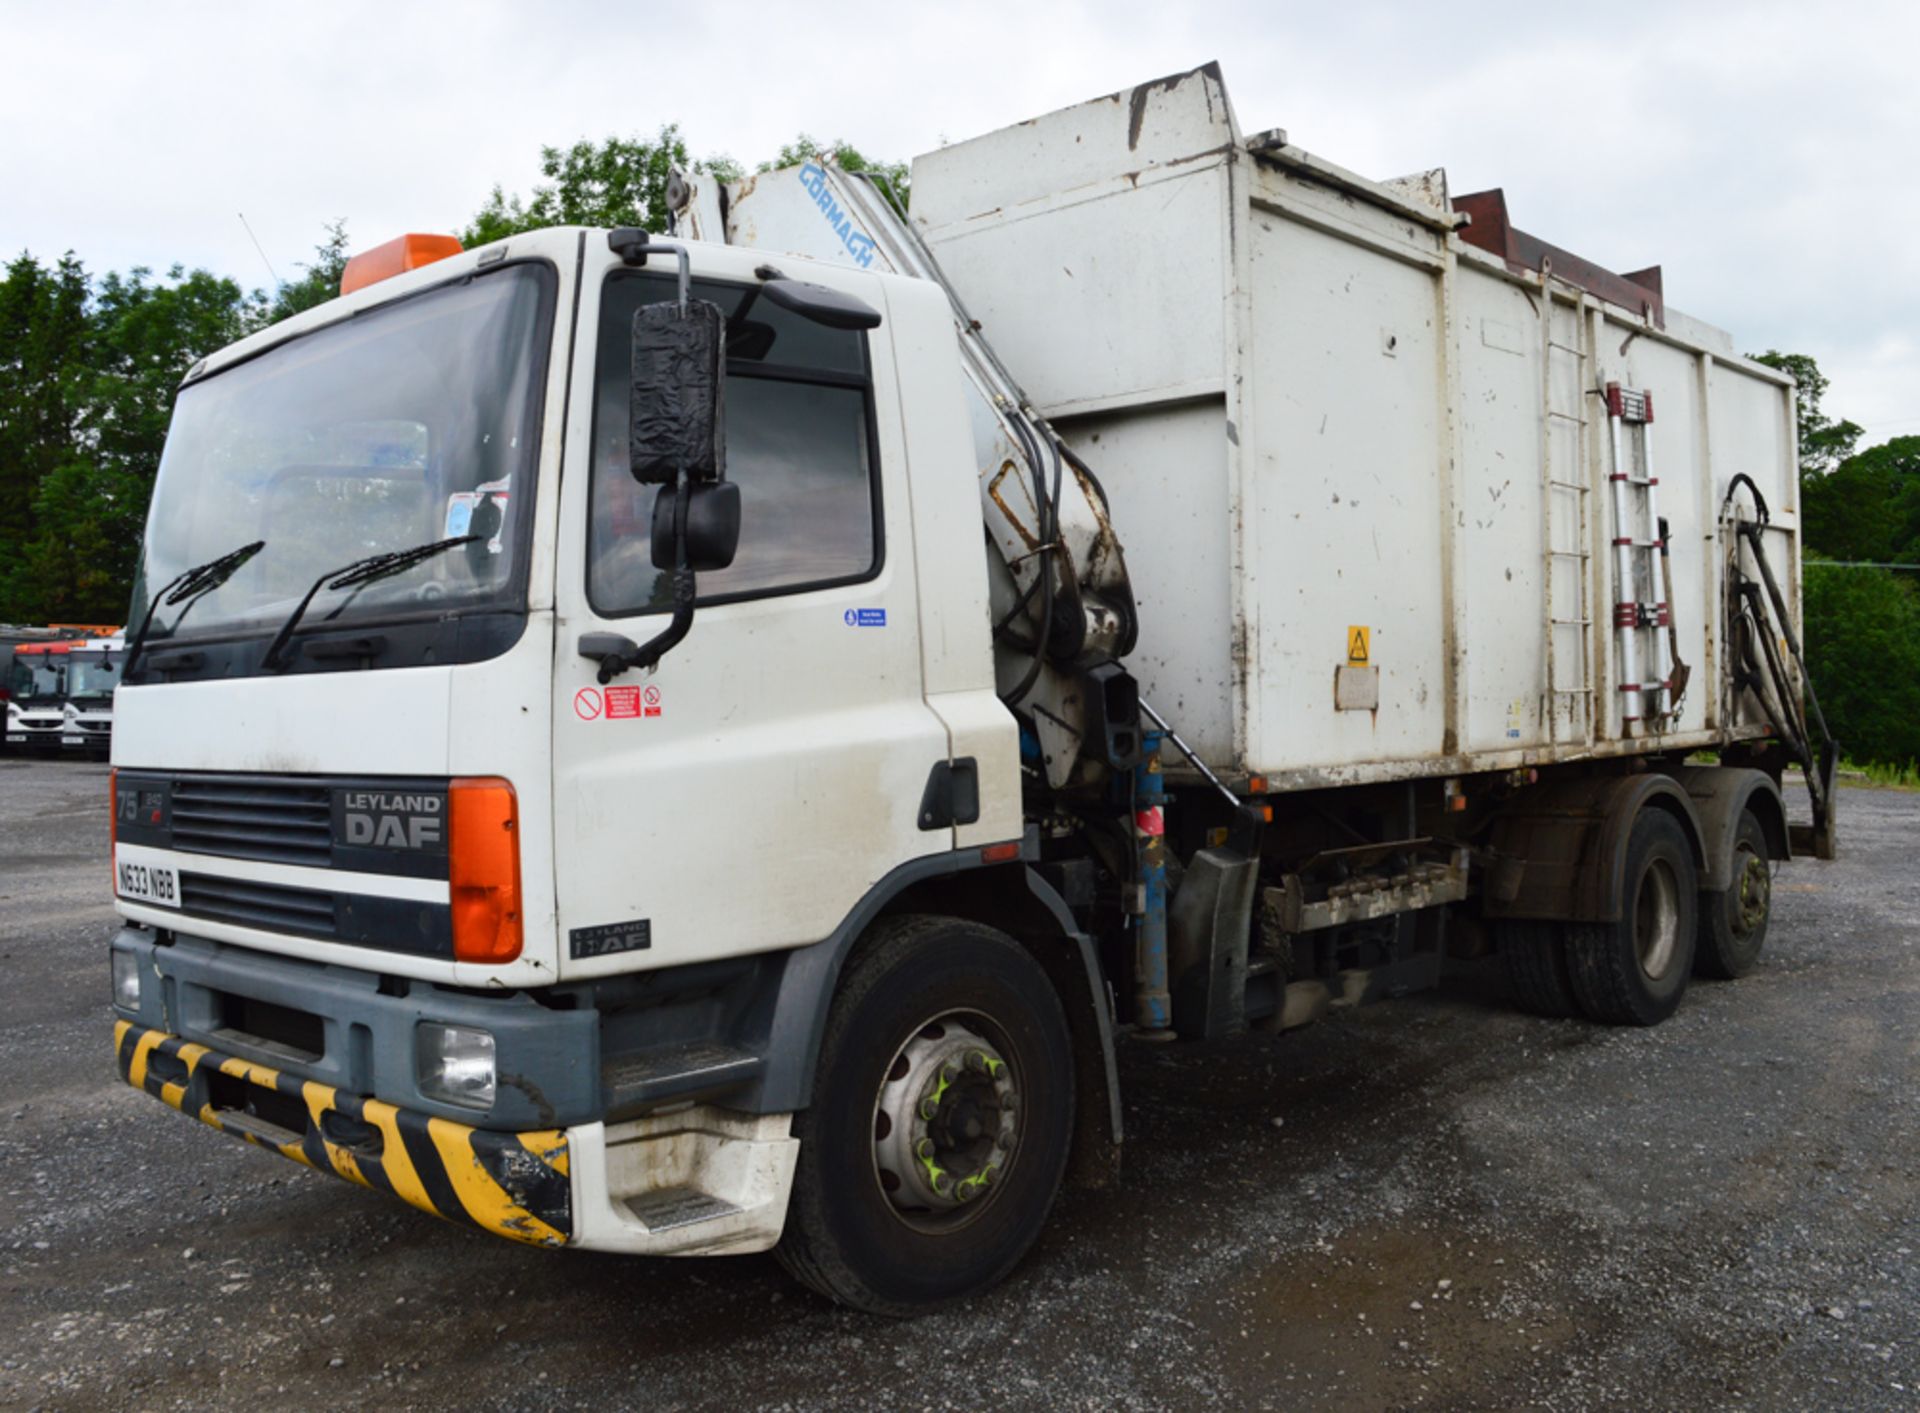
[1539,283,1594,745]
[1602,382,1675,731]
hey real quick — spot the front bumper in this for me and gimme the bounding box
[114,1020,572,1246]
[114,1020,800,1257]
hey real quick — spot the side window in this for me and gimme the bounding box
[588,272,881,616]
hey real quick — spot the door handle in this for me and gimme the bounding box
[577,632,641,684]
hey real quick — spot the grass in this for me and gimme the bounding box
[1843,758,1920,790]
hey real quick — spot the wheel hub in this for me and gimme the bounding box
[1634,857,1681,979]
[1734,853,1771,935]
[873,1018,1018,1223]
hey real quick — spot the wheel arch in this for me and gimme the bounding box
[1485,771,1707,924]
[1673,765,1790,889]
[753,841,1123,1190]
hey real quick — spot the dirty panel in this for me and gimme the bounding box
[918,166,1229,415]
[910,63,1237,232]
[1059,402,1236,763]
[1244,209,1449,773]
[1454,267,1551,753]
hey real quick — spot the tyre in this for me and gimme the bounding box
[776,915,1074,1315]
[1566,808,1698,1025]
[1695,809,1771,980]
[1498,919,1579,1017]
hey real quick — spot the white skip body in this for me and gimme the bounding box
[106,65,1829,1313]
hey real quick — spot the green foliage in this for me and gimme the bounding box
[1845,757,1920,790]
[1803,559,1920,772]
[757,135,909,211]
[461,128,908,248]
[1751,350,1863,481]
[1800,435,1920,567]
[0,255,260,623]
[461,125,701,246]
[262,221,350,326]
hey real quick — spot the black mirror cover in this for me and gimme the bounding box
[631,298,727,485]
[759,278,883,331]
[652,480,742,573]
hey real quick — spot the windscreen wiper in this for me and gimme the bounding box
[122,540,267,679]
[260,535,477,671]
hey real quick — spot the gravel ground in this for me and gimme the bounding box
[0,757,1914,1410]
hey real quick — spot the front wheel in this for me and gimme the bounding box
[776,915,1074,1315]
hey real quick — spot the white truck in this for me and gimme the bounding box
[109,64,1831,1314]
[60,636,123,758]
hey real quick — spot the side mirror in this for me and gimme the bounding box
[758,275,883,331]
[629,298,727,485]
[652,481,740,572]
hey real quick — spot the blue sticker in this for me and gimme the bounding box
[843,608,887,627]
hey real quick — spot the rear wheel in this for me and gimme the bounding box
[776,916,1074,1315]
[1566,809,1698,1025]
[1499,919,1579,1017]
[1695,809,1771,979]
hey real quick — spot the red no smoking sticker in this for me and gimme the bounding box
[576,684,661,721]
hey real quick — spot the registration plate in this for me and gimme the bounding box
[3,734,23,744]
[116,853,181,909]
[62,735,85,745]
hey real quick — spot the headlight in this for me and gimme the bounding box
[112,951,141,1009]
[416,1022,496,1110]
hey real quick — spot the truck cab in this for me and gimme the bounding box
[6,641,72,753]
[61,637,123,758]
[109,224,1030,1293]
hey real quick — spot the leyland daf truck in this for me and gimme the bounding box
[108,65,1831,1314]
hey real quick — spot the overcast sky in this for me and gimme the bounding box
[3,0,1913,440]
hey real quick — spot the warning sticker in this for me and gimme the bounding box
[581,684,662,721]
[1347,625,1371,666]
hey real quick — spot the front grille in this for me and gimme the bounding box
[80,721,110,733]
[170,777,332,867]
[179,872,336,938]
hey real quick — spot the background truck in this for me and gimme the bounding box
[107,63,1829,1314]
[6,639,75,754]
[61,636,124,758]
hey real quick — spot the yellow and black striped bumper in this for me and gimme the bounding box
[114,1021,572,1248]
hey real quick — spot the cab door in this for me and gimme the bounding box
[549,242,952,977]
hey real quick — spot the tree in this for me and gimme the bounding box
[461,125,705,246]
[261,221,350,326]
[1803,559,1920,769]
[462,128,908,248]
[758,135,909,212]
[0,253,93,621]
[1750,350,1862,482]
[1800,436,1920,567]
[0,255,259,623]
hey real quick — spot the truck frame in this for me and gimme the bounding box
[108,64,1829,1314]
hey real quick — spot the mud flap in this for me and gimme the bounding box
[1168,847,1260,1042]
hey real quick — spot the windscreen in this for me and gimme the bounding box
[8,654,64,702]
[131,264,554,648]
[67,650,122,701]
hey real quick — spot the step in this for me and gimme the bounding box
[601,1040,763,1117]
[622,1186,743,1233]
